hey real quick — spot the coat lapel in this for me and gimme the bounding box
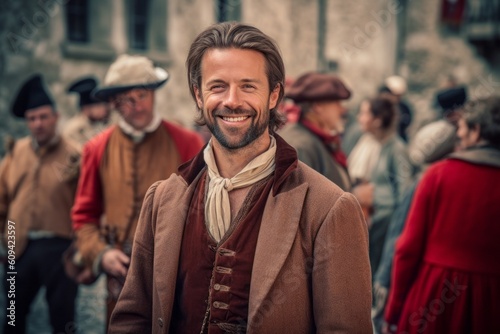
[153,175,195,327]
[248,182,308,327]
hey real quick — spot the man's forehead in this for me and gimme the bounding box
[113,88,152,99]
[25,105,55,117]
[200,48,268,83]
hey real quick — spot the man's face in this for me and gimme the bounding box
[25,105,58,146]
[83,102,111,123]
[194,48,280,150]
[457,117,480,150]
[314,100,348,134]
[111,88,154,130]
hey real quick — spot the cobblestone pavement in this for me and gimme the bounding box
[0,268,107,334]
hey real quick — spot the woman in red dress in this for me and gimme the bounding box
[384,96,500,333]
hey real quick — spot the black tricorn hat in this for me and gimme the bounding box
[437,86,467,113]
[67,77,100,108]
[12,74,54,118]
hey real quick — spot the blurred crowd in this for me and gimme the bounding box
[1,49,499,333]
[278,72,500,334]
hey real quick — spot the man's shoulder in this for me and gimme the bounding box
[280,123,320,148]
[11,137,31,151]
[280,123,310,138]
[82,126,116,152]
[60,135,82,155]
[293,161,345,201]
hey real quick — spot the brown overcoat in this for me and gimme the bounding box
[110,141,372,333]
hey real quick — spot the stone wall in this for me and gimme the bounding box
[1,0,499,157]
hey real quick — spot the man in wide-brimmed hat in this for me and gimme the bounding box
[70,54,204,325]
[0,74,80,333]
[63,76,113,148]
[279,72,352,191]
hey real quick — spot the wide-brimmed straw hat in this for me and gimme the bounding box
[92,54,169,101]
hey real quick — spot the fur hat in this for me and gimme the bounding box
[285,72,351,103]
[92,54,169,101]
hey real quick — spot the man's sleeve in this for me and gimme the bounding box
[72,141,107,267]
[109,181,160,333]
[312,192,373,333]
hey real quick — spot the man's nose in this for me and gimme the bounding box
[223,86,243,110]
[32,118,43,128]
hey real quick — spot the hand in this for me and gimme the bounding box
[352,182,374,208]
[101,248,130,278]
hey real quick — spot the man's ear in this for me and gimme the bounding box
[193,86,203,109]
[268,84,281,110]
[470,123,481,143]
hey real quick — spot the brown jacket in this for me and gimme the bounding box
[0,136,80,256]
[110,139,372,333]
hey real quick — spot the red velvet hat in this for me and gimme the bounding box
[285,72,351,103]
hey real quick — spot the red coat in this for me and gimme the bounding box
[385,150,500,333]
[71,121,204,266]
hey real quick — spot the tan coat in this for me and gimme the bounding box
[0,136,80,256]
[110,161,372,333]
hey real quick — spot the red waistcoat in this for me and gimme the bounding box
[170,170,273,334]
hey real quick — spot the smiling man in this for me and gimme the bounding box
[70,54,204,326]
[109,22,372,333]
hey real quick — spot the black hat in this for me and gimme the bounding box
[437,86,467,113]
[67,77,100,108]
[12,74,54,118]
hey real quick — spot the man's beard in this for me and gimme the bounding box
[205,107,269,150]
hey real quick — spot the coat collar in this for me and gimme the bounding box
[449,145,500,168]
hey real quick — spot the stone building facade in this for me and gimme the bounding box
[0,0,499,154]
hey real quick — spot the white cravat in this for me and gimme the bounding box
[203,136,277,242]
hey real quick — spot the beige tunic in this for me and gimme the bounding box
[0,136,80,256]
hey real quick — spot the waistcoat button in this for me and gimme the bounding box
[158,318,163,327]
